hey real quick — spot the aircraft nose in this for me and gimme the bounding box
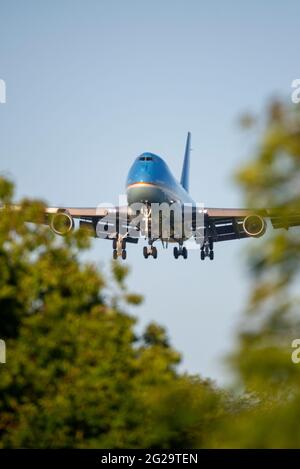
[139,164,154,181]
[126,182,166,205]
[127,158,155,186]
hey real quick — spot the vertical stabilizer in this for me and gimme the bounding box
[180,132,191,192]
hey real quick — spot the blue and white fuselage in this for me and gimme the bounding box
[126,133,193,207]
[126,153,194,206]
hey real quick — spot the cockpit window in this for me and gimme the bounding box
[139,156,153,161]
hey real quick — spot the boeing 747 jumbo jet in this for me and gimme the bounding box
[5,133,300,260]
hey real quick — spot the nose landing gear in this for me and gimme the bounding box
[112,235,127,260]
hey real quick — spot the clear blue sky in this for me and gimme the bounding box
[1,0,299,383]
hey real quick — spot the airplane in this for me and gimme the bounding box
[6,133,300,260]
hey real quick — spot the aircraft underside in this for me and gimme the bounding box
[83,207,264,261]
[41,203,300,261]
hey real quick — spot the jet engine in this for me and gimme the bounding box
[50,211,74,235]
[243,214,266,238]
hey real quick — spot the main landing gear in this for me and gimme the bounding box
[112,235,127,260]
[173,245,188,259]
[143,242,157,259]
[200,239,214,260]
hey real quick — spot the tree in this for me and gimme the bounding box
[0,178,227,448]
[221,101,300,448]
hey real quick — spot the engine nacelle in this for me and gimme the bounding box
[243,214,266,238]
[50,211,74,235]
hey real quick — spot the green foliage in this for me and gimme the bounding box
[0,179,227,448]
[222,101,300,447]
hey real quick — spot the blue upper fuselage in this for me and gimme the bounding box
[126,152,194,206]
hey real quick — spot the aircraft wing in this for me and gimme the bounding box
[47,206,140,243]
[2,205,140,243]
[204,207,300,243]
[45,207,111,218]
[4,204,300,245]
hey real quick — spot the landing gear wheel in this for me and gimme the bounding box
[152,246,158,259]
[121,239,126,250]
[182,247,188,259]
[121,249,127,260]
[113,249,118,260]
[200,240,214,260]
[143,246,149,259]
[173,247,179,259]
[113,239,117,250]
